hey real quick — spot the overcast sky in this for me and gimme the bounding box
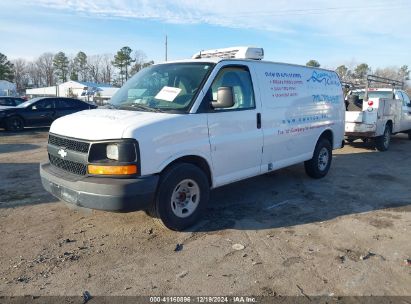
[1,0,410,70]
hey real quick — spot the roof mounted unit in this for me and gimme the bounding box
[192,46,264,60]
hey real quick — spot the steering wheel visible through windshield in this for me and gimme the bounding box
[110,63,214,113]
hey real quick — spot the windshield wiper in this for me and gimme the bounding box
[119,103,164,112]
[100,103,119,109]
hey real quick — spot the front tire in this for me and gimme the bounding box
[304,138,332,179]
[375,124,391,151]
[5,116,24,131]
[150,163,209,231]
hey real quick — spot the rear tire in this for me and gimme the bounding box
[375,124,391,151]
[5,116,24,131]
[149,163,209,231]
[304,138,332,179]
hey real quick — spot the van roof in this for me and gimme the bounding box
[156,58,337,74]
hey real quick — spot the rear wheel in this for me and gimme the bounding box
[304,138,332,179]
[149,163,209,231]
[5,116,24,131]
[375,124,391,151]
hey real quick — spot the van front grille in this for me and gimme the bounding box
[48,134,90,153]
[49,154,87,176]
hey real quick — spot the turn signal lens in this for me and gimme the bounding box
[88,164,137,175]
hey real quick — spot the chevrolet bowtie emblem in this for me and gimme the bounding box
[58,148,67,158]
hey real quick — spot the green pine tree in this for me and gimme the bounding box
[306,60,321,68]
[74,51,88,81]
[53,52,69,83]
[112,46,135,85]
[0,53,14,82]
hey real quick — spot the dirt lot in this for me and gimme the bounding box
[0,128,410,297]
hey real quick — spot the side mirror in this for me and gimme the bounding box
[211,87,234,109]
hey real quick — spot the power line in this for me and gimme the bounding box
[218,2,410,18]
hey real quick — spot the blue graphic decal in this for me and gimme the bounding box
[312,94,340,104]
[307,71,340,86]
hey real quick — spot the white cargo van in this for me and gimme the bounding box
[40,47,345,230]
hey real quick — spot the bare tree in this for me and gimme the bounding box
[37,53,55,86]
[129,50,150,77]
[101,54,114,85]
[88,54,102,83]
[27,62,42,88]
[374,66,410,83]
[12,59,28,93]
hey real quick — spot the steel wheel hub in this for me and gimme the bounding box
[318,147,329,171]
[171,179,200,218]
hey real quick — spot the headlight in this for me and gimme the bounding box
[106,144,119,160]
[88,140,138,167]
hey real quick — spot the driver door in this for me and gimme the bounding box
[204,65,263,187]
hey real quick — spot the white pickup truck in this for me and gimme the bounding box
[40,46,345,230]
[345,79,411,151]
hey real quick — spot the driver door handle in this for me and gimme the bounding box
[257,113,261,129]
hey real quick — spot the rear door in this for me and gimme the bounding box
[204,65,263,186]
[54,98,84,119]
[24,99,55,126]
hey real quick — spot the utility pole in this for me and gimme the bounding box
[165,35,168,62]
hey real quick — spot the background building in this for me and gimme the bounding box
[26,81,119,104]
[0,80,17,96]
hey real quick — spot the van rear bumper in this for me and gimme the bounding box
[40,162,159,211]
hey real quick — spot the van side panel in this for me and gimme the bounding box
[253,63,345,172]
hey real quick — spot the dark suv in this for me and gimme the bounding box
[0,97,97,131]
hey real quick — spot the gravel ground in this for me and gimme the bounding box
[0,128,410,297]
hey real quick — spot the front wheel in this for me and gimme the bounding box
[375,124,391,151]
[150,163,209,231]
[304,138,332,179]
[5,116,24,131]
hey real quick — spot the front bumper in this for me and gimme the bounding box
[40,162,159,211]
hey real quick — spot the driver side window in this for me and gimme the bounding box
[34,99,53,110]
[209,66,255,110]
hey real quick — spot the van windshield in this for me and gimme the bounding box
[110,63,213,113]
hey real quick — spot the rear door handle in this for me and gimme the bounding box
[257,113,261,129]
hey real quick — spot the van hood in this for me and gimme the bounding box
[50,109,175,140]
